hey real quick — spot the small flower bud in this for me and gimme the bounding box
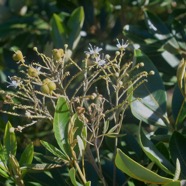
[41,84,50,94]
[33,47,38,52]
[12,50,25,63]
[139,62,144,67]
[105,54,110,60]
[115,51,120,56]
[28,67,39,77]
[43,78,51,85]
[48,81,56,91]
[118,81,123,86]
[149,71,155,76]
[115,72,119,77]
[64,44,68,49]
[52,49,64,61]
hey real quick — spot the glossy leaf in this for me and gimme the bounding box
[19,143,34,167]
[69,114,87,156]
[139,126,175,175]
[144,11,171,40]
[69,167,83,186]
[50,13,67,48]
[3,121,17,156]
[0,145,9,178]
[40,140,69,161]
[170,132,186,179]
[124,24,152,43]
[163,181,181,186]
[53,96,71,155]
[0,167,9,179]
[8,154,24,186]
[131,49,168,127]
[68,7,84,49]
[115,149,173,184]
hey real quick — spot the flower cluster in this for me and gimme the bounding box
[85,39,129,66]
[0,39,152,135]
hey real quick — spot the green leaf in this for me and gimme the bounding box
[19,143,34,167]
[69,114,87,156]
[0,167,9,179]
[170,132,186,179]
[0,143,8,164]
[144,11,171,40]
[40,140,69,161]
[123,24,152,43]
[85,181,91,186]
[115,149,173,184]
[50,13,67,48]
[69,167,83,186]
[131,49,168,127]
[139,126,175,175]
[3,121,17,156]
[172,84,186,129]
[53,96,71,156]
[0,144,9,178]
[163,181,181,186]
[8,154,24,186]
[77,135,84,157]
[67,7,84,49]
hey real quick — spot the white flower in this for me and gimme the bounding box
[116,39,129,50]
[7,76,20,88]
[95,54,106,66]
[85,43,102,56]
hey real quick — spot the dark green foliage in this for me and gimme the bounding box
[0,0,186,185]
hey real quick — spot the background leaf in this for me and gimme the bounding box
[53,97,71,156]
[115,149,173,184]
[144,10,171,40]
[40,140,69,161]
[131,49,168,127]
[69,167,83,186]
[50,13,67,48]
[169,132,186,179]
[19,142,34,176]
[3,121,17,156]
[139,126,175,175]
[67,6,84,49]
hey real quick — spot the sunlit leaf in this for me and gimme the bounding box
[3,121,17,156]
[40,140,69,161]
[8,154,24,185]
[139,126,175,175]
[53,96,71,156]
[131,49,168,127]
[69,114,87,156]
[68,7,84,49]
[19,143,34,167]
[69,167,83,186]
[144,11,171,40]
[115,149,173,184]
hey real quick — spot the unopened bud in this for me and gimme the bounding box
[149,70,155,76]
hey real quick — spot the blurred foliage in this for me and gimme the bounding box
[0,0,186,185]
